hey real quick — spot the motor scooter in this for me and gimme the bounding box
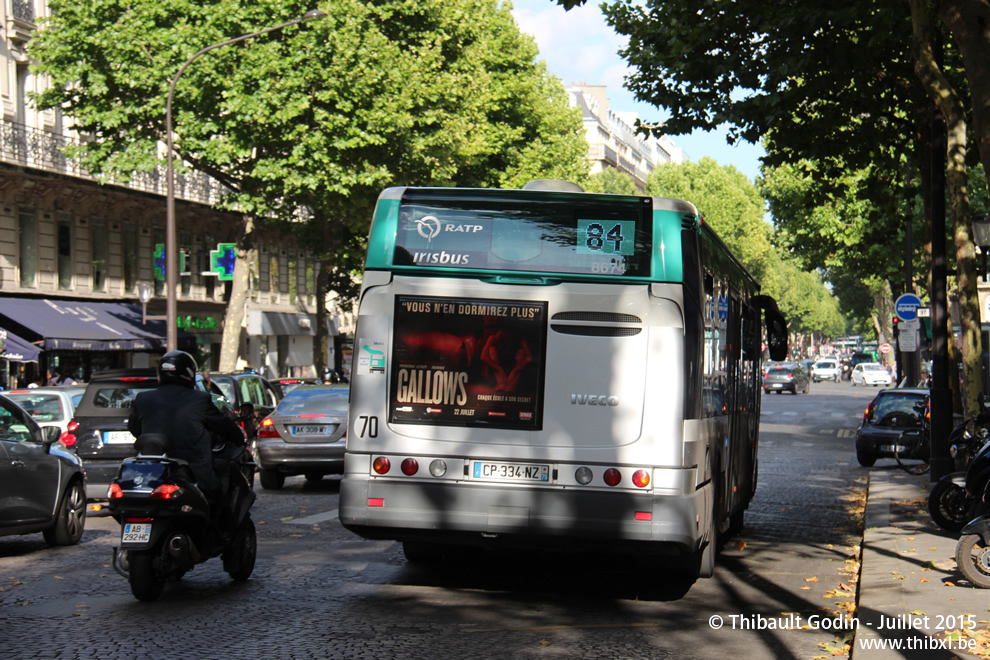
[109,433,257,601]
[928,415,990,532]
[954,437,990,588]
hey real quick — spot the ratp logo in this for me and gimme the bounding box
[415,215,442,242]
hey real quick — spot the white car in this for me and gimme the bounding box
[851,363,893,387]
[811,359,841,382]
[3,386,86,434]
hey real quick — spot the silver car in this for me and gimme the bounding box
[255,386,348,490]
[5,386,86,435]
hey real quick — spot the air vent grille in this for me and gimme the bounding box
[551,312,641,323]
[551,325,641,337]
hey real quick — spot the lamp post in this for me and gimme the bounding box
[164,9,328,351]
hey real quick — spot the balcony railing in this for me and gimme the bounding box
[0,120,228,206]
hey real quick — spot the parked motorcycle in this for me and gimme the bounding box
[109,433,257,601]
[954,437,990,588]
[928,417,990,532]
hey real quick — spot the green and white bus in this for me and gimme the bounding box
[339,180,786,577]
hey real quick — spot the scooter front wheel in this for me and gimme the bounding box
[955,534,990,588]
[129,549,166,601]
[928,472,973,533]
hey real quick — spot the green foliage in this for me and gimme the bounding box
[30,0,588,260]
[647,158,845,336]
[583,167,639,195]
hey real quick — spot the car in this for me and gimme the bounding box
[811,359,841,383]
[855,388,929,466]
[762,364,811,394]
[0,394,86,545]
[851,362,893,387]
[255,385,348,490]
[843,351,876,380]
[4,386,86,434]
[272,378,322,396]
[207,370,282,419]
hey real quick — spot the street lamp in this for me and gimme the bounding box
[164,9,328,350]
[972,215,990,282]
[137,280,168,325]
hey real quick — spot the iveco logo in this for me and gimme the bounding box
[415,215,442,242]
[570,394,619,406]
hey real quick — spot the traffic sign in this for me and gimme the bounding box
[880,343,891,354]
[895,293,923,321]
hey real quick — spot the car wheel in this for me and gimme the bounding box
[856,447,877,467]
[43,480,86,546]
[259,469,285,490]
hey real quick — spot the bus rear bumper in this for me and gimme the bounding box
[339,476,708,554]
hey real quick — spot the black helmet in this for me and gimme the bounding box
[158,350,197,387]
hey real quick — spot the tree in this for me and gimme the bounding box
[556,0,988,413]
[31,0,588,373]
[583,167,639,195]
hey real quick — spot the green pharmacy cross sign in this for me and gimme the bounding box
[153,244,186,281]
[210,243,237,280]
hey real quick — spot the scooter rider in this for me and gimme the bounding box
[127,350,245,511]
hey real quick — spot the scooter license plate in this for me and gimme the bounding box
[121,523,152,544]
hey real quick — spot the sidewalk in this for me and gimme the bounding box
[856,469,989,658]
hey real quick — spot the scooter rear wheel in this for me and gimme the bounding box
[223,518,257,581]
[955,534,990,588]
[129,550,166,601]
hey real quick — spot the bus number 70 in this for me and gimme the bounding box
[358,415,379,438]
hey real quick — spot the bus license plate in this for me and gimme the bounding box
[294,425,327,435]
[104,431,135,444]
[472,461,550,482]
[121,523,152,544]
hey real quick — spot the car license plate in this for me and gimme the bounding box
[771,383,783,388]
[472,461,550,482]
[121,523,152,544]
[104,431,136,444]
[294,425,327,435]
[880,445,908,453]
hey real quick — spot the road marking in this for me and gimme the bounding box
[285,510,339,525]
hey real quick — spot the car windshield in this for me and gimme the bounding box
[768,368,793,375]
[862,364,885,372]
[5,393,67,422]
[816,361,836,368]
[276,388,349,414]
[210,377,236,403]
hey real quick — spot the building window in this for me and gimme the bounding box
[180,230,192,297]
[288,251,298,303]
[270,254,279,294]
[259,250,270,292]
[18,208,37,287]
[57,213,72,289]
[123,224,137,294]
[15,63,28,126]
[91,218,108,291]
[278,252,289,295]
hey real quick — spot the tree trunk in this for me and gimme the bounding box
[219,214,255,373]
[911,0,982,416]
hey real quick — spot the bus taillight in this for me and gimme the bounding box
[401,458,419,475]
[632,470,650,488]
[574,467,593,484]
[373,457,391,474]
[429,460,447,477]
[603,468,621,487]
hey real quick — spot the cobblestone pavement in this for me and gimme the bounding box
[0,382,876,659]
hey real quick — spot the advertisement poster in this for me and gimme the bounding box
[390,295,547,429]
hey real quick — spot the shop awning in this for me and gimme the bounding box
[0,298,194,352]
[0,329,40,362]
[246,311,337,337]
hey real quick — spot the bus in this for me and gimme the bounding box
[339,180,787,578]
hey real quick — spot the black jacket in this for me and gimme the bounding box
[127,384,244,492]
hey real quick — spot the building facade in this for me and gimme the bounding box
[567,84,686,193]
[0,1,342,388]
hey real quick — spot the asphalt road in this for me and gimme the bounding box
[0,380,887,659]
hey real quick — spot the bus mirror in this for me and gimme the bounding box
[752,295,788,362]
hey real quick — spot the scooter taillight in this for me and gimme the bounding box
[151,484,182,499]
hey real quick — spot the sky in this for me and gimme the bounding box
[509,0,766,182]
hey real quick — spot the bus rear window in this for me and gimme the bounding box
[392,194,653,277]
